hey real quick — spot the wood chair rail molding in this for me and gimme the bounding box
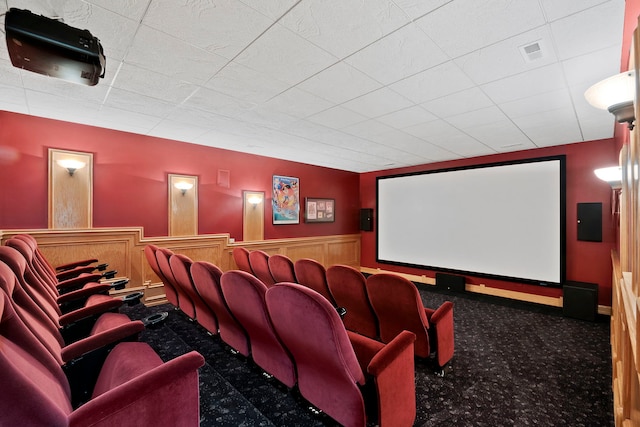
[0,228,361,306]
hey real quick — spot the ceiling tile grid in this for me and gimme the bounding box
[0,0,627,172]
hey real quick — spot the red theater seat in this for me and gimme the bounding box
[266,282,416,427]
[248,250,276,287]
[144,244,179,309]
[366,273,455,370]
[293,258,335,305]
[232,247,253,274]
[326,264,378,339]
[0,289,204,427]
[156,247,194,319]
[220,270,296,387]
[170,254,218,334]
[268,254,297,283]
[191,261,249,356]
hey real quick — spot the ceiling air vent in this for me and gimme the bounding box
[519,41,545,63]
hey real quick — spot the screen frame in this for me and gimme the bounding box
[375,155,566,287]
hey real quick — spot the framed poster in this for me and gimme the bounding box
[305,198,335,223]
[272,175,300,224]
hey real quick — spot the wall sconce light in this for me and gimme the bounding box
[594,166,622,189]
[57,159,86,176]
[585,71,636,130]
[247,195,263,206]
[174,181,194,195]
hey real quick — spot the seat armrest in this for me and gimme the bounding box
[428,301,454,325]
[367,330,416,427]
[56,258,99,272]
[61,320,145,363]
[59,300,123,343]
[347,330,384,375]
[57,274,103,294]
[69,350,205,426]
[425,301,454,368]
[57,285,112,313]
[57,266,97,282]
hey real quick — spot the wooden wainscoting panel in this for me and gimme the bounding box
[285,244,326,265]
[39,239,131,279]
[327,240,360,267]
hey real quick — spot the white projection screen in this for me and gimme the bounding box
[376,156,565,286]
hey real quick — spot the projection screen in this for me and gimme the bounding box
[376,156,565,286]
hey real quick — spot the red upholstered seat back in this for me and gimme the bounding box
[232,247,253,274]
[191,261,249,356]
[266,282,366,427]
[366,273,431,357]
[220,270,296,388]
[144,245,179,308]
[326,265,378,339]
[170,254,217,333]
[248,250,276,286]
[293,258,335,304]
[0,289,72,427]
[13,234,58,285]
[267,254,297,283]
[6,238,58,300]
[156,248,193,318]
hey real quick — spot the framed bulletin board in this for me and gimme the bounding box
[305,198,335,223]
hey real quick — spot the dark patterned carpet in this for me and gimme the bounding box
[121,286,613,426]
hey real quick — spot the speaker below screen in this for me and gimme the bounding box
[435,273,466,292]
[360,208,373,231]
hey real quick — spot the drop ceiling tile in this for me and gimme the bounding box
[390,61,476,104]
[377,105,438,129]
[392,0,454,20]
[345,23,448,85]
[296,62,382,104]
[374,129,456,161]
[205,62,290,103]
[85,0,151,21]
[307,106,369,129]
[577,111,616,141]
[279,0,408,58]
[512,108,584,146]
[342,87,413,118]
[562,45,621,88]
[481,63,566,104]
[403,119,493,157]
[539,0,613,22]
[499,89,573,119]
[550,0,625,61]
[238,106,301,130]
[0,84,28,111]
[143,0,275,60]
[261,87,333,119]
[234,24,338,85]
[102,87,176,118]
[421,87,494,118]
[462,120,534,151]
[415,0,546,58]
[0,58,25,87]
[444,106,509,130]
[123,25,228,85]
[111,63,200,104]
[183,87,257,118]
[455,26,557,85]
[147,120,211,142]
[237,0,300,20]
[19,70,109,104]
[342,119,396,142]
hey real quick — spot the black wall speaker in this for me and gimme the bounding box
[435,273,466,292]
[563,281,598,321]
[577,202,602,242]
[360,208,373,231]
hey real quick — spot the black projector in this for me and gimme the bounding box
[5,8,105,86]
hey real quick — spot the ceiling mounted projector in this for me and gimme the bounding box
[4,8,105,86]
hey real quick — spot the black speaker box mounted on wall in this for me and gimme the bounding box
[435,273,466,292]
[577,202,602,242]
[360,208,373,231]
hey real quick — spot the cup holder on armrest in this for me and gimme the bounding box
[102,270,117,280]
[109,279,129,290]
[142,311,169,329]
[96,263,108,271]
[336,307,347,318]
[121,291,144,306]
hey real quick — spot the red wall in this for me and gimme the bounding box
[359,139,619,306]
[0,111,360,239]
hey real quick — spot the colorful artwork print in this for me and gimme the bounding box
[272,175,300,224]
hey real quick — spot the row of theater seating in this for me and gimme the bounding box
[145,244,418,427]
[233,247,455,371]
[1,235,204,426]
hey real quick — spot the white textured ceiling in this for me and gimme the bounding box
[0,0,626,172]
